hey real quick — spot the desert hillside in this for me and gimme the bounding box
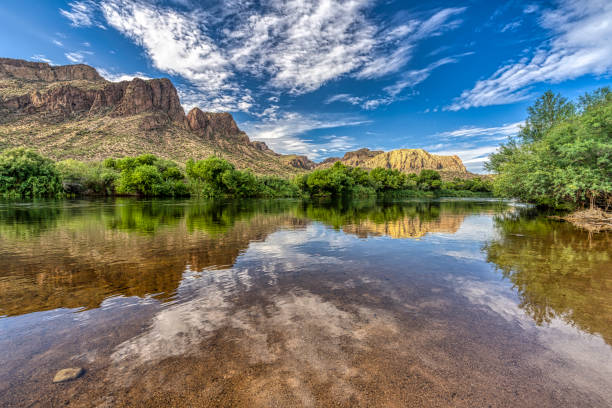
[0,58,311,176]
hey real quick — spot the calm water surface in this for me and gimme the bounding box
[0,198,611,407]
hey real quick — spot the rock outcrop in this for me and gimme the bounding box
[364,149,467,173]
[186,108,249,143]
[2,75,185,125]
[282,155,316,170]
[0,58,102,82]
[316,148,384,169]
[316,148,467,175]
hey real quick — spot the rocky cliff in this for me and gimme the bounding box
[0,58,102,82]
[315,148,468,177]
[317,148,383,169]
[363,149,467,173]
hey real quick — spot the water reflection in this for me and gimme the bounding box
[484,210,612,345]
[1,199,611,407]
[0,199,503,317]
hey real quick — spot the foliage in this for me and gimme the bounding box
[0,148,64,198]
[186,156,299,198]
[296,161,490,197]
[416,170,442,191]
[107,154,189,197]
[57,159,119,195]
[488,88,612,209]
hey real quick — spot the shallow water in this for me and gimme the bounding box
[0,198,611,407]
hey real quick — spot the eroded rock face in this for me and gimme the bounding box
[364,149,467,173]
[316,148,383,169]
[341,148,384,167]
[283,155,316,170]
[186,108,249,143]
[0,58,102,82]
[251,141,272,152]
[112,78,185,123]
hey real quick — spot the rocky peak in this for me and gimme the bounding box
[186,108,249,143]
[0,58,102,82]
[282,155,316,170]
[111,78,185,123]
[364,149,467,173]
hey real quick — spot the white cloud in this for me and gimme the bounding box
[31,55,52,64]
[100,0,248,111]
[77,1,467,113]
[449,0,612,110]
[424,121,522,173]
[242,112,368,159]
[356,7,466,79]
[333,55,465,110]
[65,52,85,63]
[437,122,522,140]
[325,94,363,106]
[52,39,64,47]
[96,68,152,82]
[501,21,522,32]
[60,0,106,29]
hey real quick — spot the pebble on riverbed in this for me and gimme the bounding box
[53,367,84,383]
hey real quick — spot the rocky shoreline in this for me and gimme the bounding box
[555,209,612,232]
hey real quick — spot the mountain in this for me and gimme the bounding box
[0,58,472,178]
[316,148,471,179]
[0,58,309,176]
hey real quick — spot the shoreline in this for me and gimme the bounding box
[553,209,612,232]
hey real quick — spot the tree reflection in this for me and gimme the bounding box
[485,210,612,345]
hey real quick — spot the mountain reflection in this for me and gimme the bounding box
[485,211,612,345]
[0,199,502,317]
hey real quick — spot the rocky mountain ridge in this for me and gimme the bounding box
[0,58,471,177]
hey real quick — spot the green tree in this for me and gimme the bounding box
[519,90,576,143]
[489,88,612,209]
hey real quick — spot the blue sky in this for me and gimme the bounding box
[0,0,610,171]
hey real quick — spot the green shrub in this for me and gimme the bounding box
[57,159,119,195]
[0,148,64,198]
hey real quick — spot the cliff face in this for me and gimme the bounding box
[282,155,316,170]
[316,148,383,169]
[186,108,249,143]
[364,149,467,173]
[316,148,467,175]
[0,58,102,82]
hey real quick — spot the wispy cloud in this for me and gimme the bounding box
[329,55,467,110]
[242,112,368,159]
[60,0,106,29]
[52,39,64,47]
[325,94,364,106]
[448,0,612,110]
[62,1,466,113]
[426,121,522,172]
[437,122,522,140]
[355,7,466,79]
[96,68,151,82]
[31,55,52,64]
[65,52,85,63]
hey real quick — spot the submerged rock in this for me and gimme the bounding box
[53,367,84,383]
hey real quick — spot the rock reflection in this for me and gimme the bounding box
[485,210,612,345]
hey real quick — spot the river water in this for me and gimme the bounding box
[0,198,610,407]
